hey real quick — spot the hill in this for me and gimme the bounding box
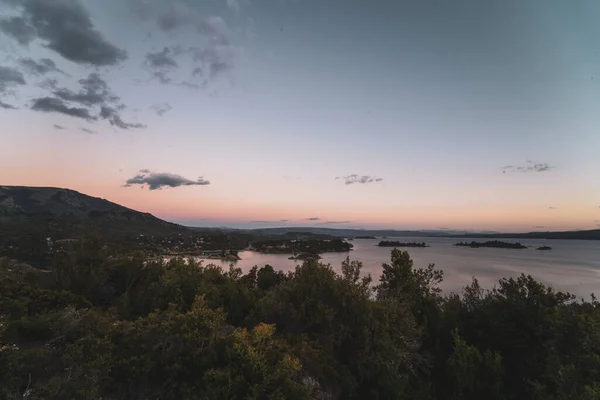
[0,185,188,240]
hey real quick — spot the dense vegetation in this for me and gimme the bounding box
[251,238,353,255]
[455,240,528,249]
[378,241,429,248]
[1,238,599,399]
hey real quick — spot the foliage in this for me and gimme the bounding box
[1,242,599,399]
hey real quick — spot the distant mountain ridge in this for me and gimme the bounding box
[239,227,600,241]
[0,186,187,239]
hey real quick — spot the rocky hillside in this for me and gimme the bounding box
[0,186,187,239]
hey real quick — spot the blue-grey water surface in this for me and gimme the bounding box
[207,237,600,298]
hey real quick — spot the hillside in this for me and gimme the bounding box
[0,185,188,239]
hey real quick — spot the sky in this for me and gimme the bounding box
[1,0,599,232]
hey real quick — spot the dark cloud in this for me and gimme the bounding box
[16,0,127,66]
[0,66,26,90]
[124,170,211,190]
[150,102,172,116]
[146,47,178,69]
[100,106,146,129]
[53,88,106,106]
[0,16,36,45]
[53,124,65,130]
[41,73,143,130]
[80,127,97,134]
[306,217,321,221]
[549,207,557,210]
[336,174,383,185]
[0,100,18,109]
[502,161,556,173]
[19,58,62,75]
[31,97,95,120]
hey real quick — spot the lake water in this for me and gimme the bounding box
[205,237,600,298]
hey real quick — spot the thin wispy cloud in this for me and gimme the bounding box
[0,99,17,109]
[0,66,26,91]
[532,226,545,229]
[19,58,63,76]
[31,97,96,120]
[321,221,352,224]
[549,206,558,210]
[336,174,383,185]
[502,160,556,173]
[150,102,172,116]
[53,124,66,130]
[124,170,211,190]
[306,217,321,221]
[80,127,97,134]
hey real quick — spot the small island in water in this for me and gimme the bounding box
[378,241,429,248]
[536,246,553,251]
[252,238,353,255]
[455,240,527,249]
[355,235,377,239]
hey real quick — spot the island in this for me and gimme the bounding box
[536,246,553,251]
[455,240,527,249]
[251,238,353,255]
[355,236,377,239]
[378,241,429,248]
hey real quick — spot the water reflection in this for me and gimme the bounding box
[196,237,600,298]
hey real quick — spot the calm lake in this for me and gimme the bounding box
[207,237,600,298]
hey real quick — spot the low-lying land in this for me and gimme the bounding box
[250,238,353,254]
[378,241,429,248]
[455,240,527,249]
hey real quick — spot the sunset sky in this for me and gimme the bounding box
[1,0,599,232]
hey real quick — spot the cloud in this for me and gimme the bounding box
[19,58,62,75]
[31,97,95,120]
[80,127,97,134]
[502,161,556,173]
[37,73,144,130]
[549,207,557,210]
[0,16,36,45]
[156,4,229,45]
[323,221,352,224]
[249,220,288,223]
[53,124,65,130]
[532,226,545,229]
[193,45,240,82]
[150,102,172,116]
[145,47,178,69]
[124,170,211,190]
[0,66,26,91]
[306,217,321,221]
[12,0,127,66]
[53,88,106,106]
[99,106,146,129]
[336,174,383,185]
[0,100,18,109]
